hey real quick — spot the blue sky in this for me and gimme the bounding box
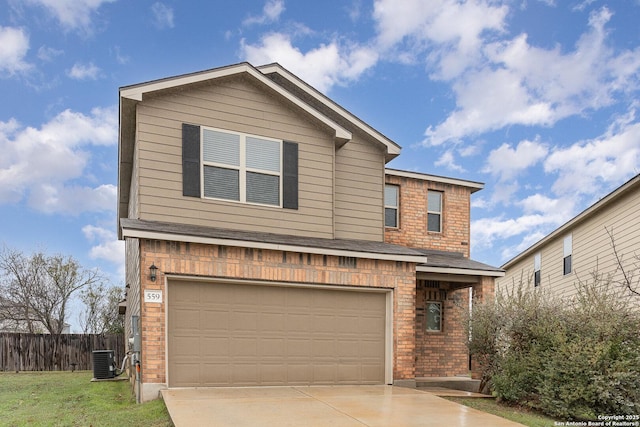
[1,0,639,295]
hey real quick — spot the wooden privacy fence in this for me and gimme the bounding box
[0,333,125,372]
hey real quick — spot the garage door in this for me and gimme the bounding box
[167,280,387,387]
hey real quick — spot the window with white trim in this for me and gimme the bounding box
[534,252,541,287]
[202,127,281,206]
[384,184,399,228]
[427,191,443,232]
[563,234,572,275]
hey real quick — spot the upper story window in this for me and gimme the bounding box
[563,234,572,275]
[202,127,282,207]
[182,123,299,209]
[427,190,443,233]
[384,184,399,228]
[534,252,541,287]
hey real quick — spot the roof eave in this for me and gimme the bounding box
[417,265,505,277]
[120,225,428,264]
[501,174,640,269]
[257,63,402,162]
[385,168,484,193]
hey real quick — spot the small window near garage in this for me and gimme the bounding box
[563,234,572,275]
[426,301,442,332]
[534,252,541,287]
[384,185,399,228]
[427,191,442,233]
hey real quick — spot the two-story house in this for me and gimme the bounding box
[498,174,640,299]
[118,62,504,402]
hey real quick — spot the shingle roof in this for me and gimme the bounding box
[120,219,428,262]
[416,248,504,274]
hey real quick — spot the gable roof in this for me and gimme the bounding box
[118,62,404,230]
[119,62,352,143]
[258,63,401,162]
[501,173,640,269]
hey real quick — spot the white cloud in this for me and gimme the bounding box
[0,26,31,76]
[31,184,116,214]
[435,150,465,172]
[241,33,378,92]
[347,0,362,22]
[151,2,174,29]
[373,0,507,78]
[545,109,640,197]
[67,62,100,80]
[37,45,63,62]
[423,7,640,146]
[23,0,116,33]
[243,0,285,26]
[0,106,118,214]
[472,214,553,250]
[82,224,125,276]
[483,138,548,181]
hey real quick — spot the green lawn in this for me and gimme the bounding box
[0,371,173,427]
[444,396,560,427]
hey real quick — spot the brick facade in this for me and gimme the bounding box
[415,281,470,377]
[385,174,471,256]
[137,239,417,386]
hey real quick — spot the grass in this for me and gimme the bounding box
[0,371,173,427]
[444,396,560,427]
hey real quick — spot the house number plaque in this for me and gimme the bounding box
[144,290,163,303]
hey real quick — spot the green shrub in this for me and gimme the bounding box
[466,274,640,419]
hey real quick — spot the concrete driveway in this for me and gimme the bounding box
[161,386,524,427]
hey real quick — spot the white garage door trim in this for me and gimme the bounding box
[164,275,394,387]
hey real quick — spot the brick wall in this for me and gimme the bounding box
[137,239,417,385]
[385,175,471,256]
[415,281,469,377]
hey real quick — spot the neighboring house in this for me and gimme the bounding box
[498,174,640,299]
[118,62,504,402]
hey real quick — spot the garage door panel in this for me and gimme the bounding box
[257,338,285,356]
[200,363,231,385]
[171,363,201,387]
[230,337,257,356]
[201,337,230,356]
[168,281,387,387]
[172,309,200,330]
[286,338,312,357]
[230,364,259,384]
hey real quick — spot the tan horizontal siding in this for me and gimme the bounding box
[334,134,384,241]
[498,187,640,301]
[134,74,336,238]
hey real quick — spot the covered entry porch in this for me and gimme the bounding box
[414,250,504,379]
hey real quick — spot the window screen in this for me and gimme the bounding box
[427,191,442,232]
[246,172,279,206]
[384,185,399,227]
[203,166,239,201]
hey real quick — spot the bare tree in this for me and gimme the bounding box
[605,227,640,298]
[0,248,102,368]
[79,283,124,334]
[0,249,47,333]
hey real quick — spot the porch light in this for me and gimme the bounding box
[149,263,158,282]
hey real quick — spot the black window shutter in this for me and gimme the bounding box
[282,141,298,209]
[182,123,201,197]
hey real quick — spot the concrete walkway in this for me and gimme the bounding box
[161,385,524,427]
